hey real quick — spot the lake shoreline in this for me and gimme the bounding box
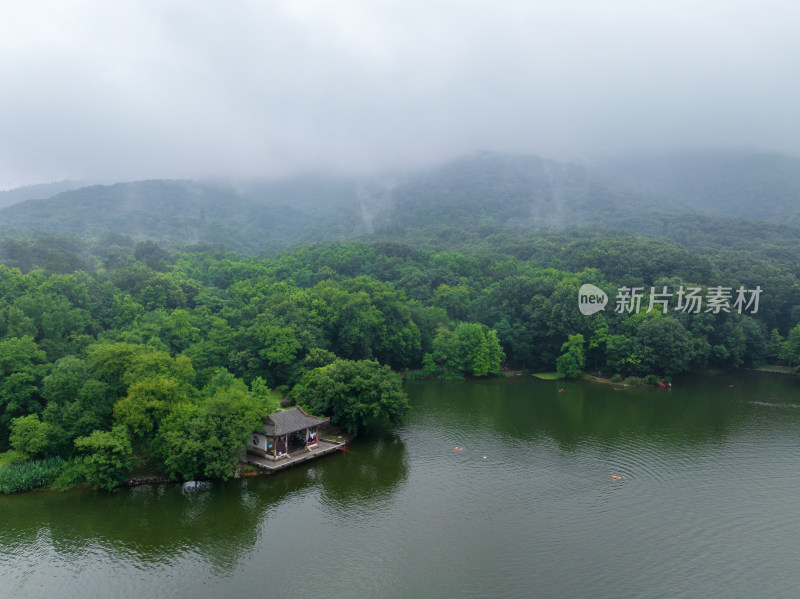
[747,366,797,375]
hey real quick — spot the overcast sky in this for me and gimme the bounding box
[1,0,799,189]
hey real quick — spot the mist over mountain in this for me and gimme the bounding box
[382,152,653,230]
[0,178,376,254]
[600,151,800,226]
[0,180,90,210]
[2,150,799,255]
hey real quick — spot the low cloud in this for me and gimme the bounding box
[2,0,799,188]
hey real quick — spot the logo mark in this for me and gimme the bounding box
[578,284,607,315]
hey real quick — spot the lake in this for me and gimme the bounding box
[2,373,800,598]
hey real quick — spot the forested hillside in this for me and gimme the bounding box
[601,151,800,226]
[2,151,800,491]
[0,179,374,254]
[0,180,89,210]
[5,151,800,255]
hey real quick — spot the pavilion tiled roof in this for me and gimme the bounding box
[263,407,328,436]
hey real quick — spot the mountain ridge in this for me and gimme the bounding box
[2,150,799,254]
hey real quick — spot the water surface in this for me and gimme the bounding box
[2,373,799,598]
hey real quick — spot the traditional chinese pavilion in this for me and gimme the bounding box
[247,407,329,460]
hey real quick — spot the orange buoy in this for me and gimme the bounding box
[612,475,617,479]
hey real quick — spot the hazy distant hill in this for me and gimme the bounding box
[0,179,378,253]
[2,151,800,254]
[0,180,89,209]
[383,152,661,230]
[373,152,800,253]
[600,150,800,226]
[0,154,659,251]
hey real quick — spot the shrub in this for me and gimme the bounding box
[0,457,64,494]
[442,369,465,382]
[644,374,660,385]
[0,450,28,470]
[610,374,624,383]
[53,458,88,489]
[624,376,645,386]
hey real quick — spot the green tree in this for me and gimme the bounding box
[155,389,264,481]
[303,348,338,370]
[739,317,766,368]
[766,328,785,363]
[41,355,88,407]
[588,321,610,372]
[201,368,249,397]
[9,414,53,458]
[631,313,695,375]
[471,329,505,376]
[421,352,439,377]
[307,280,383,361]
[1,305,37,338]
[433,284,471,321]
[308,277,422,368]
[432,322,504,377]
[74,426,135,491]
[40,357,113,453]
[291,359,408,434]
[605,312,695,376]
[252,323,302,367]
[0,336,49,447]
[134,240,172,271]
[431,324,460,372]
[785,324,800,368]
[604,334,643,375]
[182,317,236,386]
[113,375,194,441]
[161,309,201,353]
[250,376,281,414]
[556,334,585,379]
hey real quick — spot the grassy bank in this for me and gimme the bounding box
[532,372,561,380]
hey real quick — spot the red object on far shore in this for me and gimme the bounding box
[658,381,667,387]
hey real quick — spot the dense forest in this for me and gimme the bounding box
[1,150,799,492]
